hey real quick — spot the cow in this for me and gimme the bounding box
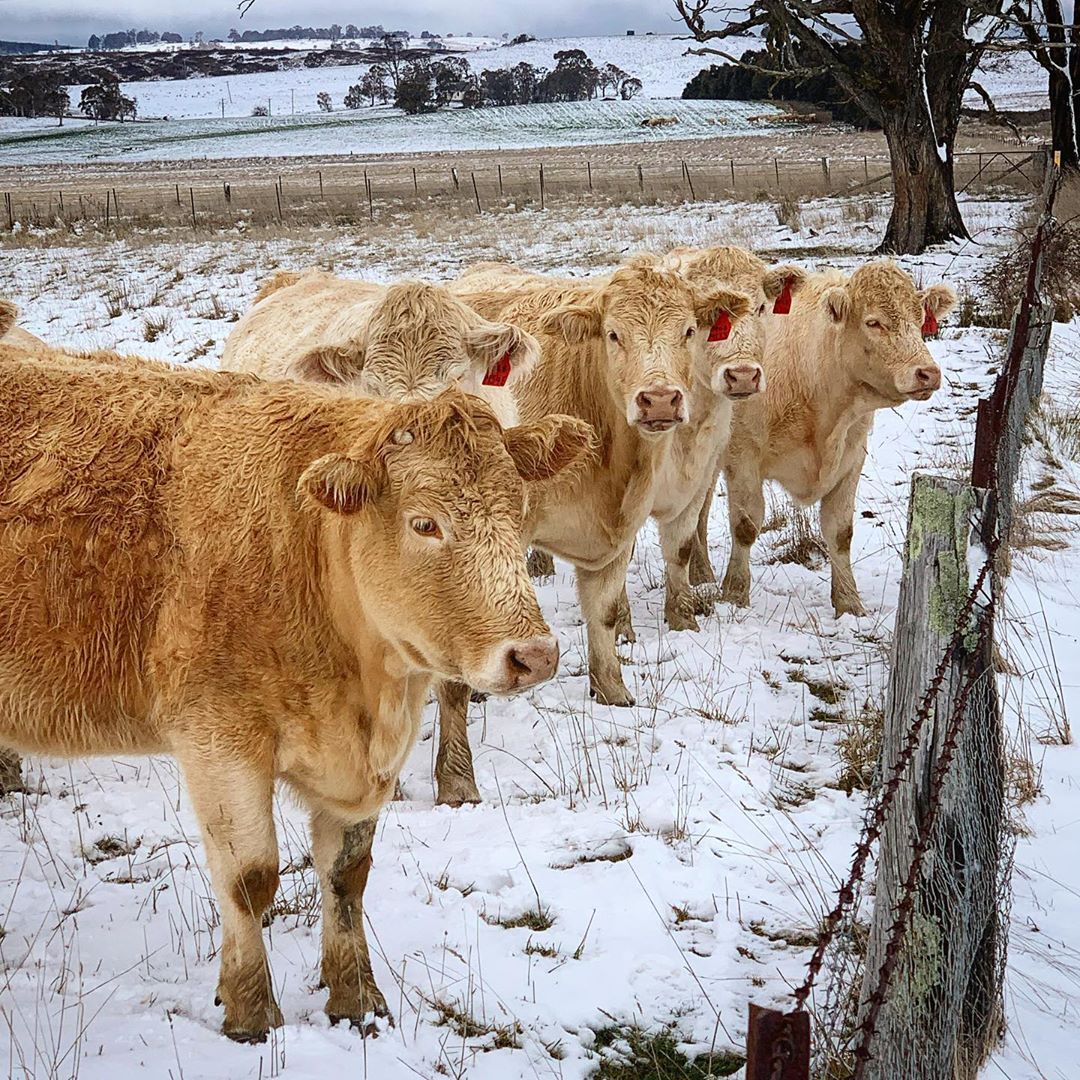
[221,270,540,426]
[0,345,592,1043]
[678,256,956,617]
[222,270,547,807]
[0,299,48,357]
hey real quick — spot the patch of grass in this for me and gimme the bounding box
[84,834,138,865]
[482,906,555,931]
[524,938,558,958]
[142,312,172,342]
[430,997,522,1049]
[591,1026,743,1079]
[836,704,885,794]
[766,505,828,568]
[788,668,848,705]
[749,921,818,947]
[774,193,802,231]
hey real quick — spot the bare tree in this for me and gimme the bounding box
[674,0,1011,254]
[1006,1,1079,169]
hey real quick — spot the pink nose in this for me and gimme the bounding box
[723,364,763,398]
[915,366,941,391]
[635,385,685,429]
[502,636,559,690]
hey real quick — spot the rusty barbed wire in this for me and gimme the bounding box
[791,541,998,1012]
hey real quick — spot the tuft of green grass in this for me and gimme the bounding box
[788,668,847,705]
[482,906,555,931]
[591,1026,744,1079]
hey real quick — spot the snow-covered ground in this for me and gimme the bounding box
[0,191,1076,1080]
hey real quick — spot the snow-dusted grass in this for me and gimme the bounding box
[0,191,1076,1080]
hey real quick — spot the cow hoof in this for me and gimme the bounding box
[222,1001,283,1043]
[720,580,750,608]
[436,778,482,807]
[590,681,636,708]
[834,600,867,618]
[328,989,393,1036]
[665,611,700,633]
[689,561,717,588]
[616,626,637,645]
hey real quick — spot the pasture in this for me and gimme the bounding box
[0,172,1077,1080]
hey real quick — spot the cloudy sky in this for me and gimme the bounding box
[1,0,680,46]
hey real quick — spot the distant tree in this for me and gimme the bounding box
[345,24,360,38]
[80,76,137,122]
[161,32,182,43]
[6,71,69,125]
[228,29,241,43]
[102,31,128,49]
[344,84,363,109]
[427,38,444,50]
[511,60,545,103]
[541,49,600,101]
[135,29,159,44]
[480,67,517,106]
[619,76,642,100]
[87,34,101,50]
[316,91,333,112]
[599,62,628,98]
[375,32,406,88]
[432,56,470,107]
[461,79,483,108]
[330,23,342,41]
[510,33,536,45]
[251,103,269,116]
[193,30,204,44]
[395,60,437,113]
[357,64,390,105]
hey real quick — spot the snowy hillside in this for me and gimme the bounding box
[0,190,1076,1080]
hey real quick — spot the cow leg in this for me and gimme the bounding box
[613,583,636,644]
[577,547,635,707]
[0,747,24,795]
[689,458,722,587]
[310,810,391,1034]
[178,748,282,1042]
[434,680,481,807]
[660,493,714,632]
[720,462,764,608]
[820,461,867,618]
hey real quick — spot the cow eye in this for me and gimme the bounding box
[865,318,881,329]
[410,517,442,539]
[685,326,696,339]
[758,303,767,316]
[608,330,620,344]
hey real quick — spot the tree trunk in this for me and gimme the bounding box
[879,112,969,254]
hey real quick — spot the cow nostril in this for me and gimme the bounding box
[636,392,652,409]
[916,367,937,385]
[670,389,683,410]
[509,649,532,675]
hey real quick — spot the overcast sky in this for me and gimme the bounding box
[1,0,681,47]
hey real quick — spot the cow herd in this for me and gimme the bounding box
[0,244,955,1044]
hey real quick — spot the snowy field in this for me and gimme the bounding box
[0,98,786,166]
[0,191,1077,1080]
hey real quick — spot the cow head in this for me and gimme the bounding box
[539,265,751,435]
[0,299,17,339]
[820,261,956,405]
[289,281,539,402]
[668,246,808,400]
[298,390,594,695]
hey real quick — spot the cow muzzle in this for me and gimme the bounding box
[720,363,764,400]
[480,635,560,694]
[906,364,941,400]
[633,384,687,433]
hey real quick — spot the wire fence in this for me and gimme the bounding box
[0,148,1047,234]
[746,156,1061,1079]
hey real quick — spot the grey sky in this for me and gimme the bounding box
[1,0,680,47]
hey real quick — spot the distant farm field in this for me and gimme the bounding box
[0,98,789,165]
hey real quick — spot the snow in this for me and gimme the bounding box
[0,99,787,165]
[0,190,1076,1079]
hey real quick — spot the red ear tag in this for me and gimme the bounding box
[482,351,512,387]
[772,275,793,315]
[708,312,732,342]
[921,305,938,336]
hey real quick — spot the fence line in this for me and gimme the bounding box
[0,149,1046,235]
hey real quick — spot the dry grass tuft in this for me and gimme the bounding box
[836,703,885,794]
[766,505,828,568]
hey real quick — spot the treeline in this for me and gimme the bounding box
[0,71,136,123]
[338,47,641,117]
[227,25,411,43]
[682,46,877,129]
[88,30,184,49]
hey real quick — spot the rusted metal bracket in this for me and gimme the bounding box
[746,1005,810,1080]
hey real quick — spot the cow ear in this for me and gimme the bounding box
[822,285,850,323]
[504,414,595,483]
[695,286,751,329]
[539,301,603,343]
[762,265,808,301]
[920,283,958,318]
[298,453,381,514]
[288,340,366,384]
[465,321,540,384]
[0,299,16,338]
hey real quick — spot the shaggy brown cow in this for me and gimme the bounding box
[221,270,539,426]
[689,258,956,616]
[0,348,591,1042]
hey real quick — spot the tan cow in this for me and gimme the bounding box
[0,347,591,1042]
[0,299,49,356]
[681,257,956,616]
[221,270,540,426]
